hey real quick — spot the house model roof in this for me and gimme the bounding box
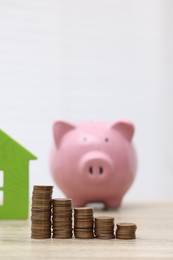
[0,129,37,171]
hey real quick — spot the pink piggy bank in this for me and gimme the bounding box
[50,120,137,208]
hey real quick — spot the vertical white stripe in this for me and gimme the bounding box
[0,191,4,206]
[0,171,4,187]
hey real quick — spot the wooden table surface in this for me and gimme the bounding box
[0,201,173,259]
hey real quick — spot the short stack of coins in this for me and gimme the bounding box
[31,185,53,239]
[95,217,115,239]
[74,207,94,239]
[116,223,137,239]
[52,198,72,239]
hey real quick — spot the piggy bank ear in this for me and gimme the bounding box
[111,121,135,142]
[53,121,75,147]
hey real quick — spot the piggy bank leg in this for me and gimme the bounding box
[105,198,122,209]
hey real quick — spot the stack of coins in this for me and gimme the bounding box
[95,217,115,239]
[52,198,72,239]
[31,185,53,239]
[116,223,137,239]
[74,208,94,239]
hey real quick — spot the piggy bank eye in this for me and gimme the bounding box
[83,137,87,141]
[105,138,109,142]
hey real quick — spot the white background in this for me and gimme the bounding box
[0,0,173,201]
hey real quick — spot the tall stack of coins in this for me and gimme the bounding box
[95,217,115,239]
[116,223,137,239]
[31,185,53,239]
[52,198,72,239]
[74,207,94,239]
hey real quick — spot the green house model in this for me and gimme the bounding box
[0,129,36,219]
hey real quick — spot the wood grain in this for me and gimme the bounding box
[0,201,173,259]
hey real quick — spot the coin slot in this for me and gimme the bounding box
[0,191,3,206]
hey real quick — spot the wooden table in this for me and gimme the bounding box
[0,201,173,259]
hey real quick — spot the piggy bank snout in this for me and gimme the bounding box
[80,152,114,181]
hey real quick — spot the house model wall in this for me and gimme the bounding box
[0,130,36,219]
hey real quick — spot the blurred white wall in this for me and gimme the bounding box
[0,0,173,201]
